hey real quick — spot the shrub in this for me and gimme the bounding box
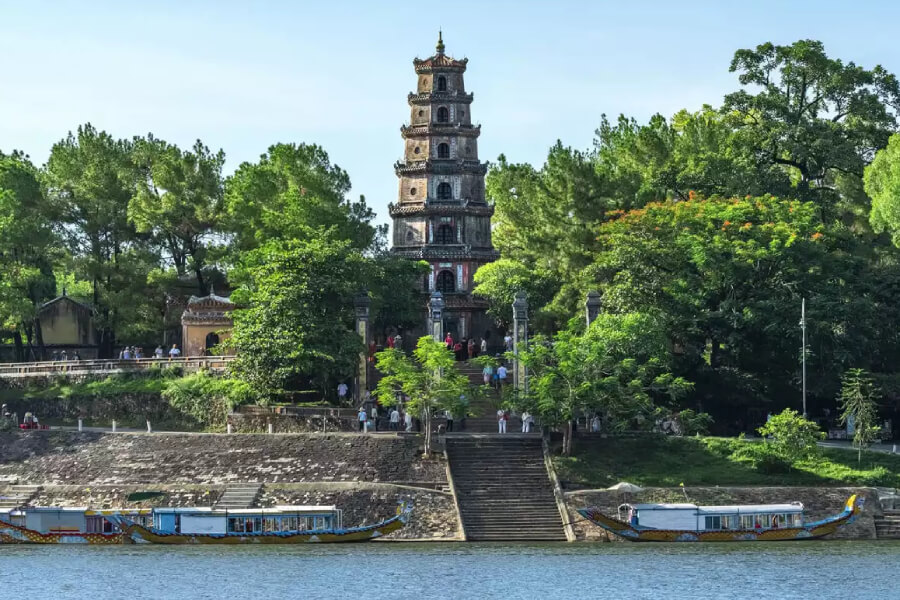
[757,408,824,462]
[677,409,714,436]
[161,373,257,428]
[731,442,791,473]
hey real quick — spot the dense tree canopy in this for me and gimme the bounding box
[479,39,900,433]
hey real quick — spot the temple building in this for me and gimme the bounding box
[389,34,499,342]
[180,291,235,357]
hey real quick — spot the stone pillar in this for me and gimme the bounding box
[512,291,529,395]
[354,291,372,407]
[428,291,445,343]
[585,291,602,327]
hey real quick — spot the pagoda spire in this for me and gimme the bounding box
[436,30,444,55]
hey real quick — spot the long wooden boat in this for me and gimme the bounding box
[110,503,413,544]
[577,494,862,542]
[1,504,412,545]
[0,508,151,544]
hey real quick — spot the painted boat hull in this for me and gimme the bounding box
[577,494,862,542]
[0,521,125,545]
[115,507,412,545]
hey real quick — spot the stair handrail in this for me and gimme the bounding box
[443,446,467,541]
[542,435,576,542]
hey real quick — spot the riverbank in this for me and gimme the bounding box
[0,431,459,540]
[553,435,900,488]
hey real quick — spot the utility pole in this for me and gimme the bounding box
[800,297,807,418]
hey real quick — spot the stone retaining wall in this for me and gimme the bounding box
[0,432,447,486]
[565,486,879,540]
[0,483,458,540]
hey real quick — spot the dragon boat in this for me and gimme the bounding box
[0,504,412,544]
[577,494,862,542]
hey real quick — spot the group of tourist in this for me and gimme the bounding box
[50,350,81,361]
[443,332,487,362]
[356,396,415,433]
[117,344,181,360]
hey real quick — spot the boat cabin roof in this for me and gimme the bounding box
[625,502,803,513]
[153,505,337,515]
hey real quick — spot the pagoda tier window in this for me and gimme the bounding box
[436,270,455,293]
[437,76,447,91]
[437,107,449,123]
[437,182,452,200]
[437,143,450,159]
[435,224,454,244]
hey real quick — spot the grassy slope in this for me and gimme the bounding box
[553,436,900,488]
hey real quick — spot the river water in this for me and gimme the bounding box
[1,541,898,599]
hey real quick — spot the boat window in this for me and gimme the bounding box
[720,516,736,530]
[265,517,277,532]
[740,515,755,529]
[704,516,721,530]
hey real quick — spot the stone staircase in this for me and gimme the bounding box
[874,510,900,539]
[446,435,566,541]
[454,362,521,433]
[215,484,262,509]
[0,485,42,509]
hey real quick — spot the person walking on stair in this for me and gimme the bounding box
[497,408,508,434]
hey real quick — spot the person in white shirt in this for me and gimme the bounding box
[337,382,349,400]
[404,411,413,432]
[480,338,488,355]
[154,345,164,359]
[390,408,401,431]
[503,334,513,351]
[522,411,532,433]
[168,344,181,358]
[497,409,507,434]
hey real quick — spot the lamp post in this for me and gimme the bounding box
[428,291,445,344]
[800,297,807,418]
[512,291,529,395]
[354,291,371,407]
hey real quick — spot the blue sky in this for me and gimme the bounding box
[2,0,899,226]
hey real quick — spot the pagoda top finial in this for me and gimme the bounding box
[436,30,444,55]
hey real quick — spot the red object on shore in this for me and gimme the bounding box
[19,422,49,430]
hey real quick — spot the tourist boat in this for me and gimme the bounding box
[0,507,152,544]
[111,503,412,544]
[577,494,862,542]
[0,504,412,544]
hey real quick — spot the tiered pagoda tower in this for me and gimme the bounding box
[390,34,499,342]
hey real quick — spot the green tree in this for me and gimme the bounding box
[0,152,59,359]
[45,124,160,356]
[591,195,900,425]
[374,336,470,455]
[224,143,382,254]
[865,133,900,247]
[594,108,791,206]
[481,145,612,331]
[757,408,824,462]
[724,39,900,217]
[838,368,882,463]
[518,313,692,455]
[130,135,225,295]
[229,235,368,398]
